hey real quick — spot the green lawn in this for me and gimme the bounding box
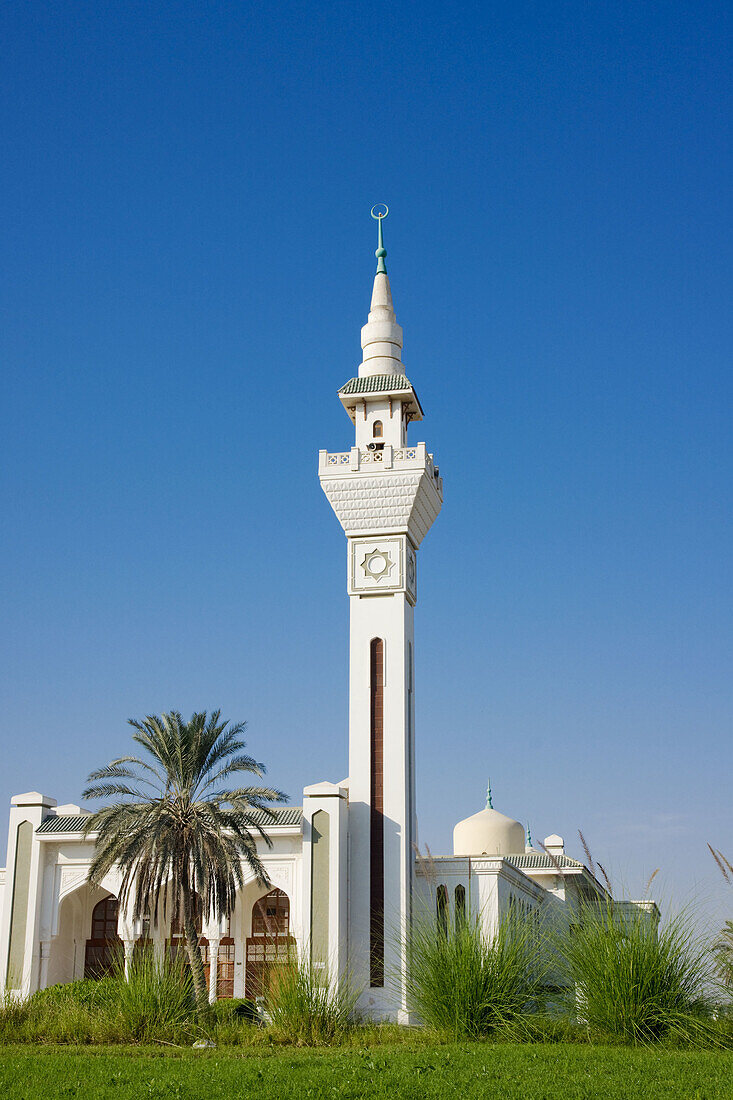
[0,1043,731,1099]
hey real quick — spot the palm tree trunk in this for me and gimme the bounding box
[181,878,209,1015]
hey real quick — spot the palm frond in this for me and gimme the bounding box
[82,783,156,801]
[210,785,287,807]
[199,753,264,792]
[85,755,164,788]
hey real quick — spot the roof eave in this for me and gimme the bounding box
[37,823,303,842]
[338,391,424,423]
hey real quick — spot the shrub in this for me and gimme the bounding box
[0,983,102,1044]
[0,952,196,1044]
[556,902,712,1044]
[404,906,544,1038]
[266,955,358,1044]
[31,977,115,1011]
[209,996,258,1022]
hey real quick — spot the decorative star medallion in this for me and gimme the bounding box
[361,547,394,582]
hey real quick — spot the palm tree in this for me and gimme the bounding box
[82,710,286,1013]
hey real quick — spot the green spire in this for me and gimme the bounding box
[371,203,389,274]
[526,823,533,848]
[486,778,493,810]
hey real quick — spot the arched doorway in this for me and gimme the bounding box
[84,895,122,978]
[245,888,295,998]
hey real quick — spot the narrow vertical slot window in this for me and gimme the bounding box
[455,884,466,926]
[436,884,449,938]
[370,637,384,986]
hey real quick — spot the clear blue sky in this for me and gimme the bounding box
[1,2,731,928]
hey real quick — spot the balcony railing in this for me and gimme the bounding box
[319,443,441,491]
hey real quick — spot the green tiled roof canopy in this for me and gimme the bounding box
[507,853,584,870]
[36,806,303,834]
[339,374,414,394]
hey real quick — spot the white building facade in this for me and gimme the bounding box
[0,213,657,1015]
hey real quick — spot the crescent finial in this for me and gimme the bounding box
[370,204,389,274]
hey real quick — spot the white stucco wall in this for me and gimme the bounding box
[0,798,306,1000]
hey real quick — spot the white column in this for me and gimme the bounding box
[38,940,52,990]
[0,792,57,995]
[208,940,220,1004]
[123,939,135,981]
[153,933,166,973]
[301,783,348,983]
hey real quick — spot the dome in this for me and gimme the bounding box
[453,806,526,857]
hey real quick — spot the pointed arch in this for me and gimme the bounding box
[455,884,466,925]
[245,888,295,998]
[84,895,122,978]
[436,884,449,937]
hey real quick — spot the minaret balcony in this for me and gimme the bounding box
[319,442,442,493]
[318,442,443,546]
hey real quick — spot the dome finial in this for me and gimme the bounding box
[371,203,389,274]
[486,777,493,810]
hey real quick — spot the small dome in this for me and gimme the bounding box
[453,807,526,857]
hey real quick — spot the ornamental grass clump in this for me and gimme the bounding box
[111,946,195,1042]
[557,902,711,1045]
[404,906,544,1038]
[266,954,359,1044]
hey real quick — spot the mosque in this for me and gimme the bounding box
[0,210,657,1020]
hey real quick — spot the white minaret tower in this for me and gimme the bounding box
[319,206,443,1020]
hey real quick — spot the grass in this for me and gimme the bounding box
[555,902,714,1044]
[0,1042,731,1099]
[265,953,359,1044]
[404,907,543,1038]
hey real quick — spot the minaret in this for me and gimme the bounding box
[319,207,443,1020]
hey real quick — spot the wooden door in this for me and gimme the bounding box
[84,896,122,978]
